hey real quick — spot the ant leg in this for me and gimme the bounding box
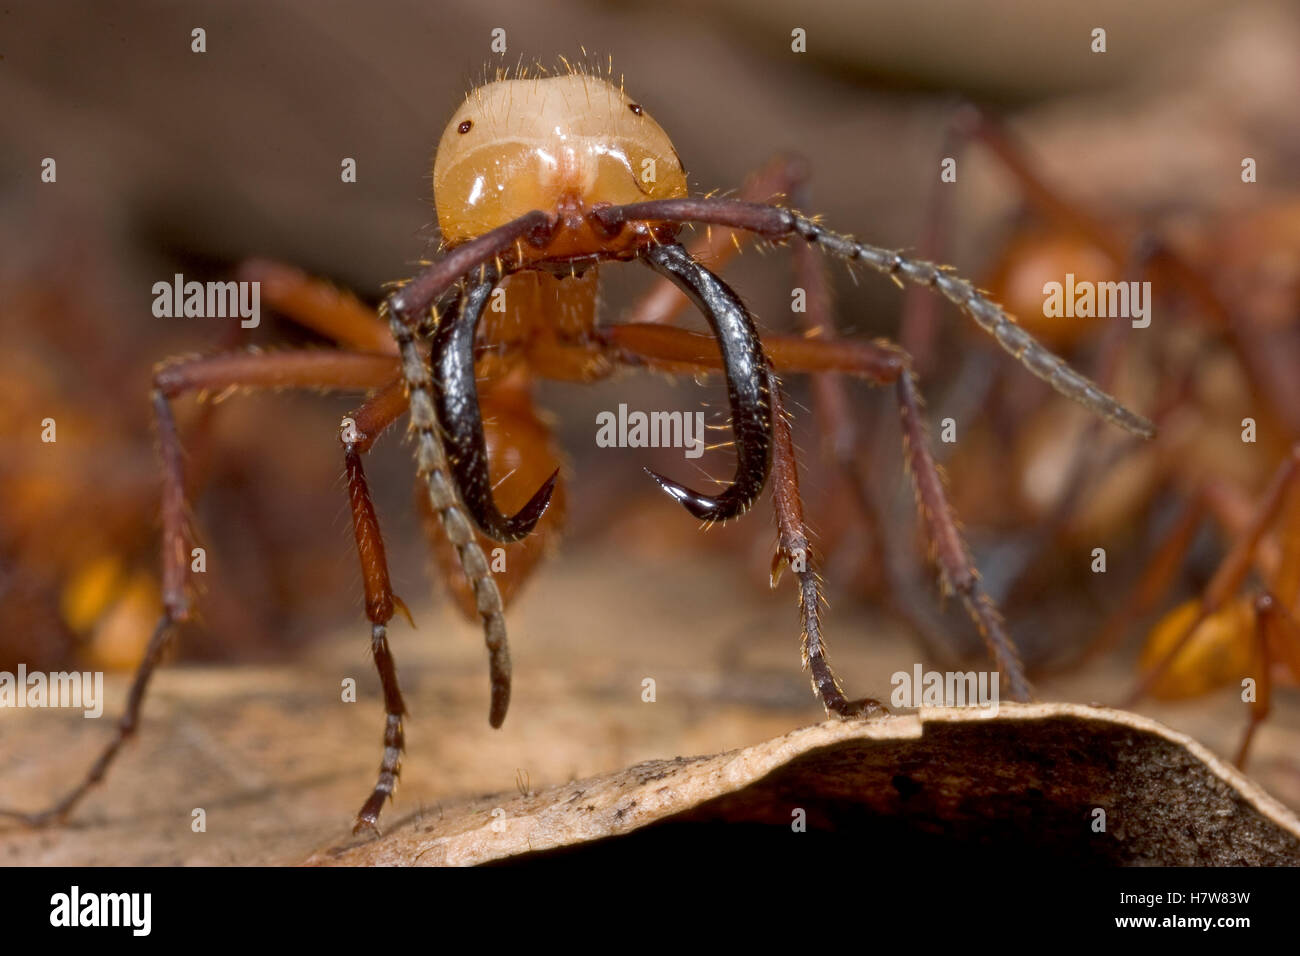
[939,106,1300,434]
[154,349,402,394]
[390,316,512,727]
[621,157,899,602]
[0,350,399,826]
[241,255,542,724]
[595,197,1155,439]
[417,371,568,619]
[787,227,962,666]
[768,368,885,718]
[892,370,1032,701]
[603,324,1033,701]
[1235,593,1283,769]
[340,379,417,834]
[1234,469,1300,767]
[237,259,396,353]
[381,210,565,730]
[0,393,189,826]
[1126,444,1300,706]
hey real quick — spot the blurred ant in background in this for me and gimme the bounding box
[0,200,357,678]
[3,67,1154,832]
[897,105,1300,766]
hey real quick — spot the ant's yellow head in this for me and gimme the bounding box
[433,73,688,245]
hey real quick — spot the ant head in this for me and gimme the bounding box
[433,74,687,245]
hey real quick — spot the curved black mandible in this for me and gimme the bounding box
[641,242,773,522]
[430,272,559,543]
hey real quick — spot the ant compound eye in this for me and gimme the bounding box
[627,103,643,116]
[458,120,473,134]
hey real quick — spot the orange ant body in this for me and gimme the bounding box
[2,69,1153,833]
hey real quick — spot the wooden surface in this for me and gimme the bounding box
[3,544,1299,866]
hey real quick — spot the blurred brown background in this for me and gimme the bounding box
[3,0,1300,859]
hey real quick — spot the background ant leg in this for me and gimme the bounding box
[0,392,189,826]
[1126,445,1300,706]
[238,259,396,353]
[0,350,400,826]
[603,324,1033,700]
[1236,593,1282,768]
[1234,471,1300,766]
[340,379,417,834]
[243,239,544,732]
[768,368,884,718]
[618,155,895,589]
